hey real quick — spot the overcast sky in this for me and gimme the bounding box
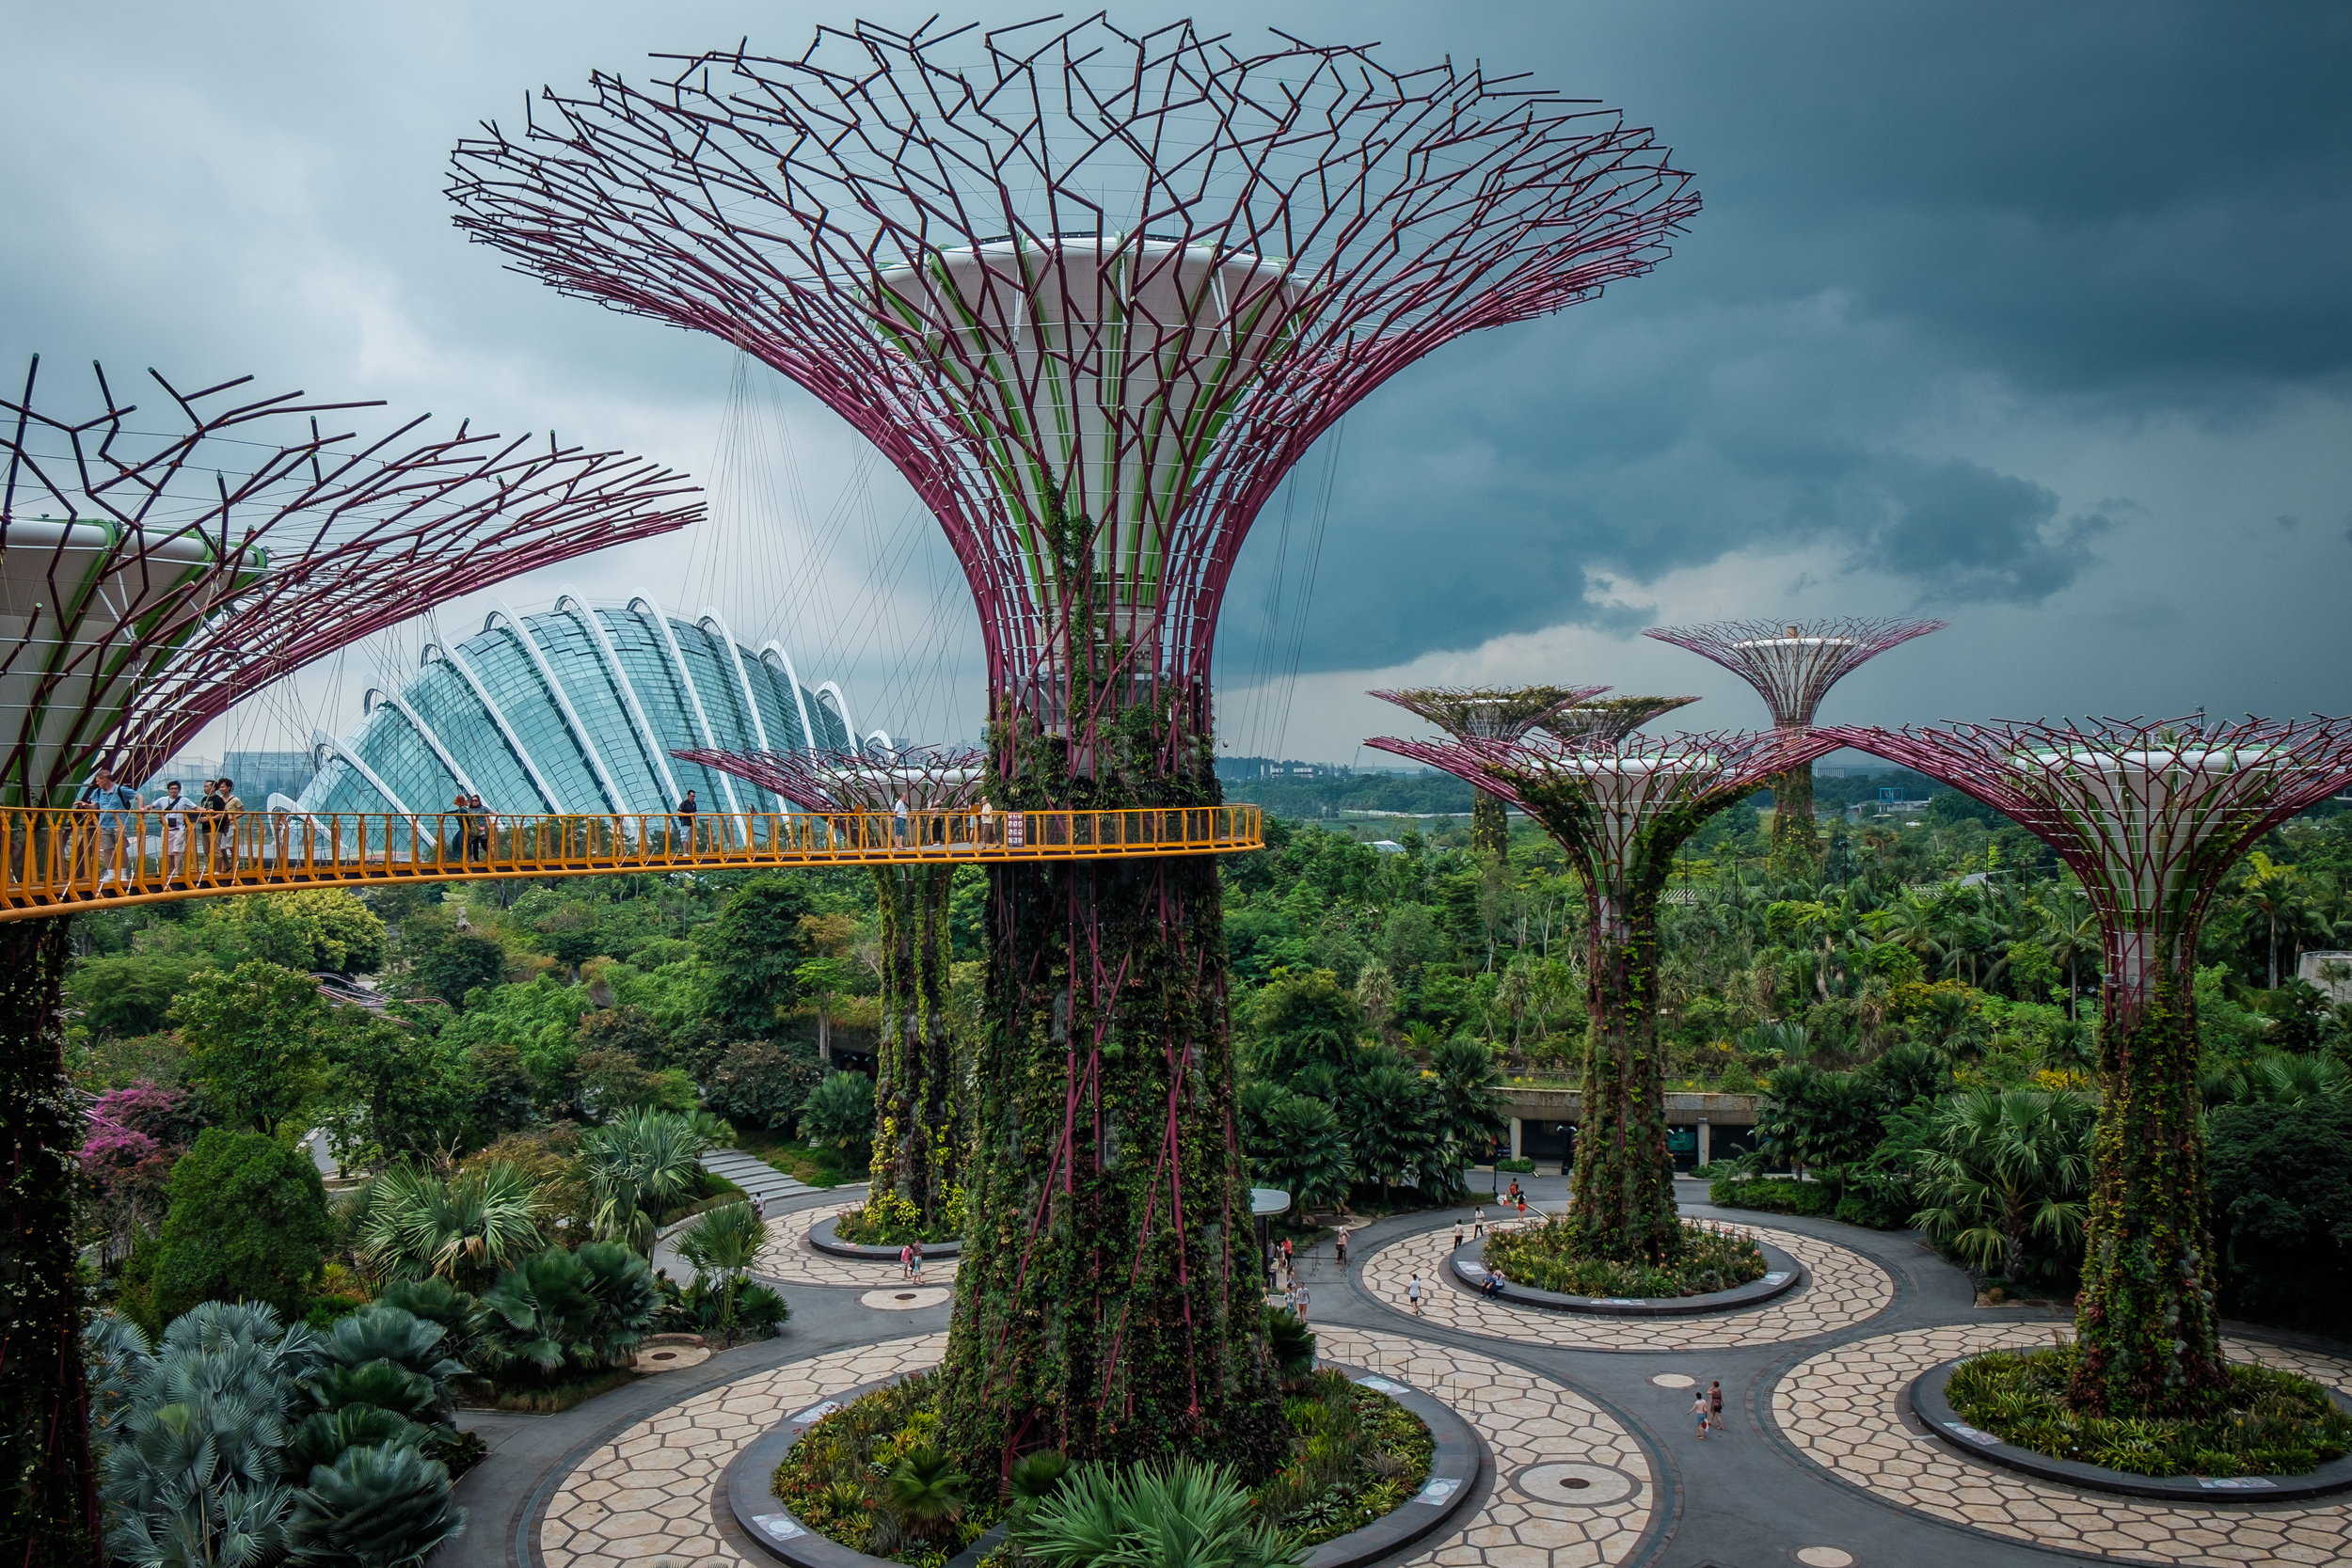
[6,0,2347,766]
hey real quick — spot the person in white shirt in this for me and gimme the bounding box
[1406,1274,1423,1316]
[156,781,199,885]
[893,794,910,845]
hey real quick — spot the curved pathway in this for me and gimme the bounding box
[751,1201,961,1288]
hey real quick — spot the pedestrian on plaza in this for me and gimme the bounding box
[753,1193,766,1221]
[1334,1225,1349,1267]
[199,779,228,872]
[899,1243,914,1280]
[1480,1266,1507,1299]
[1708,1381,1724,1434]
[1406,1274,1424,1316]
[1517,1193,1529,1218]
[1281,1281,1296,1314]
[1453,1220,1465,1251]
[1294,1283,1310,1323]
[75,764,140,888]
[911,1241,924,1281]
[1692,1390,1711,1439]
[1473,1205,1486,1238]
[156,781,197,885]
[467,795,491,861]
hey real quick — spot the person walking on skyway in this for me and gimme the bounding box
[675,789,699,853]
[468,794,491,861]
[157,780,197,886]
[447,794,470,863]
[74,763,140,888]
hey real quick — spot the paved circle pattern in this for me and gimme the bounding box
[752,1203,961,1288]
[1359,1218,1892,1351]
[1793,1548,1856,1568]
[1515,1461,1640,1507]
[1649,1373,1695,1388]
[1317,1323,1661,1568]
[536,1323,1659,1568]
[860,1287,952,1311]
[1772,1322,2352,1564]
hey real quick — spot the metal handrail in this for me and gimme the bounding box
[0,803,1262,920]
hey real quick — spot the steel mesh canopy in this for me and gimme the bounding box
[448,17,1699,723]
[1826,715,2352,1005]
[675,742,990,813]
[1368,684,1612,742]
[1643,616,1944,729]
[1535,693,1698,751]
[0,357,703,805]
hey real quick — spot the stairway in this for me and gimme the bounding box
[702,1147,816,1207]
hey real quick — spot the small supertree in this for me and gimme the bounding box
[1535,694,1699,752]
[1366,687,1608,858]
[0,356,698,1565]
[1644,618,1943,872]
[1366,729,1836,1259]
[679,743,987,1237]
[1831,716,2352,1418]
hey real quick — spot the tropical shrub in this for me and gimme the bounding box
[353,1161,546,1291]
[2206,1099,2352,1328]
[675,1200,770,1346]
[703,1037,827,1131]
[477,1242,660,1381]
[798,1069,876,1158]
[1240,1086,1353,1212]
[580,1108,707,1252]
[151,1128,336,1321]
[1706,1176,1835,1218]
[1014,1457,1301,1568]
[1484,1218,1766,1298]
[1910,1086,2094,1290]
[284,1442,467,1567]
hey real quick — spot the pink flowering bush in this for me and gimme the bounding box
[82,1081,201,1258]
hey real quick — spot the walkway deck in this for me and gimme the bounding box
[0,803,1260,920]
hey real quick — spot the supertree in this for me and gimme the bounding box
[1366,729,1836,1259]
[1535,694,1699,751]
[678,743,987,1237]
[0,356,699,1563]
[1828,715,2352,1418]
[449,15,1696,1477]
[1365,686,1608,858]
[1644,617,1943,872]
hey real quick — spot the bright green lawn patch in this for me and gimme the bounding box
[1483,1219,1766,1298]
[1948,1348,2352,1478]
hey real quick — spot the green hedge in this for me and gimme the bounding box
[1707,1177,1835,1217]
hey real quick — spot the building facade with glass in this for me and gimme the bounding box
[289,596,874,822]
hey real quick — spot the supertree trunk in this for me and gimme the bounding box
[0,916,100,1568]
[1766,760,1821,878]
[2069,944,2223,1416]
[1471,791,1511,860]
[936,710,1283,1484]
[864,865,960,1230]
[1566,884,1680,1261]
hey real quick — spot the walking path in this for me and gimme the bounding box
[702,1147,812,1208]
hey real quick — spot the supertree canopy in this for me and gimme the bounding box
[679,743,986,1237]
[1367,686,1608,857]
[1830,715,2352,1418]
[1644,617,1942,871]
[0,356,699,1560]
[1368,729,1836,1260]
[1535,694,1699,752]
[451,15,1696,1477]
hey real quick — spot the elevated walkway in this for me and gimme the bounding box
[0,803,1260,921]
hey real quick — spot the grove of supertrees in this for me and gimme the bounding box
[0,356,700,1559]
[678,743,988,1238]
[1828,716,2352,1419]
[1365,728,1836,1260]
[1365,687,1606,859]
[446,15,1698,1477]
[1536,693,1698,752]
[1645,617,1942,874]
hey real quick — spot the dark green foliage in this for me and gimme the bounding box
[702,877,817,1037]
[702,1037,825,1130]
[798,1069,875,1156]
[152,1128,335,1320]
[1706,1176,1836,1218]
[1249,1370,1433,1548]
[1263,1308,1316,1386]
[882,1445,971,1540]
[2206,1099,2352,1327]
[304,1361,440,1423]
[1012,1457,1301,1568]
[403,928,510,1009]
[1240,1085,1353,1211]
[1485,1218,1767,1297]
[1911,1087,2094,1290]
[1947,1347,2350,1477]
[1245,971,1364,1085]
[284,1406,429,1476]
[171,959,334,1136]
[478,1243,658,1381]
[323,1014,475,1165]
[66,953,201,1039]
[285,1442,467,1567]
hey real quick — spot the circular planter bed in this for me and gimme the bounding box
[725,1365,1483,1568]
[1446,1238,1804,1317]
[808,1217,963,1260]
[1909,1357,2352,1502]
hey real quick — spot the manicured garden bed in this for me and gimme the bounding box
[1483,1218,1767,1299]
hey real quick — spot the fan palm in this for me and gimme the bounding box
[882,1445,971,1541]
[356,1162,546,1290]
[1013,1458,1300,1568]
[675,1200,769,1346]
[581,1108,707,1254]
[285,1443,467,1568]
[1912,1087,2094,1285]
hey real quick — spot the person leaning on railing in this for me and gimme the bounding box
[73,763,142,889]
[468,794,491,862]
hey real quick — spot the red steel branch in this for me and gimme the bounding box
[449,17,1699,741]
[1367,685,1611,743]
[675,743,989,814]
[1824,716,2352,1019]
[1,356,702,801]
[1538,695,1700,751]
[1644,617,1945,729]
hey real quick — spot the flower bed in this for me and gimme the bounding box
[1947,1347,2352,1479]
[770,1369,1433,1566]
[834,1192,963,1248]
[1482,1218,1766,1299]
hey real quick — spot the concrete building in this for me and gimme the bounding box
[1500,1087,1761,1171]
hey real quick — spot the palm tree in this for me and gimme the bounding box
[675,1200,768,1347]
[356,1162,545,1291]
[1247,1090,1353,1212]
[581,1108,707,1254]
[882,1446,972,1543]
[2037,885,2100,1018]
[1911,1087,2094,1286]
[1429,1037,1511,1173]
[2239,850,2310,990]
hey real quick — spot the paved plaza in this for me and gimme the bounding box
[453,1176,2352,1568]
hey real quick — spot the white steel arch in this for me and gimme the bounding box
[557,589,688,814]
[758,641,822,755]
[697,606,790,811]
[437,641,567,814]
[628,597,747,832]
[310,728,415,816]
[364,686,483,801]
[485,600,631,823]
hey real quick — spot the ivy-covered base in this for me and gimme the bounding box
[1,916,99,1568]
[2070,973,2226,1418]
[836,1193,964,1248]
[1483,1219,1765,1299]
[772,1368,1432,1566]
[862,865,961,1243]
[1951,1347,2349,1478]
[1764,760,1821,878]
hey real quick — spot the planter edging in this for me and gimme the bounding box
[1447,1238,1805,1317]
[807,1216,964,1261]
[1907,1356,2352,1502]
[724,1363,1485,1568]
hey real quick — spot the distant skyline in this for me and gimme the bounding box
[6,1,2346,766]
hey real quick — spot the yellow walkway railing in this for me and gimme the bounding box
[0,803,1263,921]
